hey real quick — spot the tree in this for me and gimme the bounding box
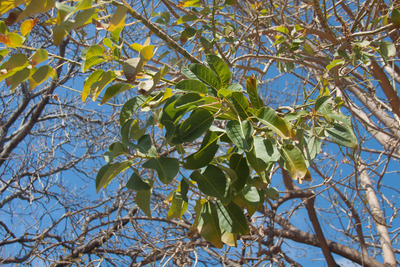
[1,0,399,266]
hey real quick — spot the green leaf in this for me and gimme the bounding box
[205,54,231,87]
[326,59,345,71]
[9,67,31,91]
[126,169,151,191]
[73,9,98,29]
[104,142,127,163]
[17,0,55,23]
[167,191,188,219]
[276,25,289,35]
[91,70,116,101]
[230,92,250,119]
[246,137,279,174]
[184,131,220,169]
[304,135,321,164]
[216,201,249,235]
[55,2,75,24]
[31,49,48,66]
[246,76,263,109]
[190,165,230,204]
[122,58,143,83]
[391,9,400,28]
[119,95,147,125]
[315,95,332,111]
[180,27,197,44]
[101,83,133,104]
[175,109,214,143]
[96,161,131,192]
[280,144,308,182]
[82,70,104,102]
[175,79,208,93]
[229,153,250,192]
[75,0,93,11]
[136,189,152,217]
[177,14,198,24]
[53,23,69,46]
[188,63,221,91]
[326,123,358,148]
[108,5,127,31]
[303,43,314,56]
[256,107,291,138]
[29,65,56,91]
[161,94,203,125]
[197,201,223,248]
[226,120,254,151]
[265,187,279,200]
[241,185,262,216]
[0,53,28,73]
[380,41,396,58]
[142,157,179,184]
[83,55,105,72]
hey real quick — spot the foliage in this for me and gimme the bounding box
[1,0,400,266]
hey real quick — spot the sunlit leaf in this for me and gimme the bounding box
[188,63,221,91]
[91,70,116,101]
[226,120,254,151]
[31,49,48,66]
[280,144,308,182]
[120,95,148,125]
[101,83,133,104]
[205,54,231,87]
[108,5,127,31]
[82,69,104,102]
[28,65,56,91]
[246,76,263,109]
[0,0,29,15]
[256,107,291,138]
[73,9,98,29]
[326,123,358,148]
[230,92,250,119]
[96,161,132,192]
[167,191,188,219]
[140,45,154,61]
[55,2,75,24]
[246,137,279,174]
[20,19,36,36]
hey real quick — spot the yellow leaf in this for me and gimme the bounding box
[140,45,154,61]
[0,0,29,15]
[20,18,37,36]
[130,43,143,52]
